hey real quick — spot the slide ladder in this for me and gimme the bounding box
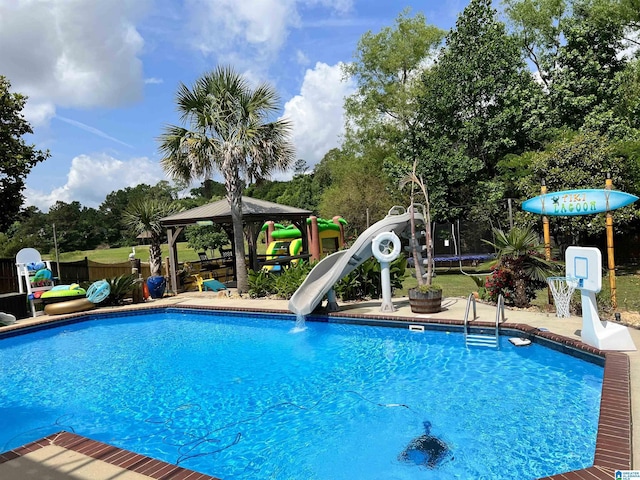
[464,294,504,348]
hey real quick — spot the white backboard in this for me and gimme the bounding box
[565,246,602,292]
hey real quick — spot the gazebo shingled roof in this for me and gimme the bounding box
[161,197,312,226]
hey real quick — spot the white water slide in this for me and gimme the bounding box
[288,207,424,316]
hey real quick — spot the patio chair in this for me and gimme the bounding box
[15,248,55,317]
[198,251,215,271]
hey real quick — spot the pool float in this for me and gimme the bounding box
[44,298,96,316]
[398,421,453,469]
[0,312,16,326]
[41,284,86,304]
[86,280,111,303]
[30,268,53,288]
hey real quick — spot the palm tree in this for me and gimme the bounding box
[158,66,295,293]
[484,226,559,308]
[123,199,180,277]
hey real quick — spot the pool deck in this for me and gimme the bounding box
[0,292,638,479]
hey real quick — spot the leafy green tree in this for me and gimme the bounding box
[548,4,628,137]
[158,66,295,293]
[0,76,49,232]
[185,224,229,257]
[318,149,392,235]
[123,199,181,277]
[99,182,178,247]
[516,132,640,248]
[0,207,51,257]
[341,10,445,215]
[48,201,104,252]
[411,0,546,220]
[502,0,565,85]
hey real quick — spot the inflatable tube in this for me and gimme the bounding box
[0,312,17,326]
[372,231,402,263]
[44,298,96,316]
[41,286,86,301]
[87,280,111,303]
[33,268,52,281]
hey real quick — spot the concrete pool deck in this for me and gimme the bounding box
[0,292,637,479]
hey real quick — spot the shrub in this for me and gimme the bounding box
[101,274,137,306]
[484,267,547,306]
[248,261,314,299]
[335,256,407,301]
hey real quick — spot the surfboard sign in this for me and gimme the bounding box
[522,189,638,216]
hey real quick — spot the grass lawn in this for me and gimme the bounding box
[47,246,640,313]
[46,243,214,264]
[401,268,640,313]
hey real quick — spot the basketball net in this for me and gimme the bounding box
[547,277,579,318]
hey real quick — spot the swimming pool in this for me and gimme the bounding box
[0,309,603,479]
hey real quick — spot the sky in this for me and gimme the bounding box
[1,0,470,212]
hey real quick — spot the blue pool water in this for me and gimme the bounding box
[0,310,602,479]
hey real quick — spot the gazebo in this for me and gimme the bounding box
[160,197,312,292]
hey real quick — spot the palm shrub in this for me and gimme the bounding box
[101,274,138,306]
[483,226,560,308]
[123,199,181,277]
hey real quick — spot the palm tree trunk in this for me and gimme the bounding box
[225,167,249,294]
[149,239,162,277]
[514,277,528,308]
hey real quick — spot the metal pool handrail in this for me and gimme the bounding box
[495,294,505,339]
[463,293,477,342]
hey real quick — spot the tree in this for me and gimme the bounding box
[185,224,229,257]
[0,76,49,232]
[411,0,546,221]
[158,66,295,293]
[123,199,180,277]
[341,10,445,213]
[548,4,628,137]
[516,132,640,248]
[48,201,104,252]
[99,182,178,247]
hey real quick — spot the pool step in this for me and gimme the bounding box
[466,333,498,348]
[463,293,503,350]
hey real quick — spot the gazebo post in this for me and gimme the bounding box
[166,226,183,294]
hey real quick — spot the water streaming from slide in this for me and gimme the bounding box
[291,313,307,333]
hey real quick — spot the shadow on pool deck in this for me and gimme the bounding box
[1,292,638,479]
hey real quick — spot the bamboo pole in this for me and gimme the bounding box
[541,180,552,304]
[605,175,617,309]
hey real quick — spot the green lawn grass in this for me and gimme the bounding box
[45,243,208,264]
[47,246,640,312]
[401,268,640,312]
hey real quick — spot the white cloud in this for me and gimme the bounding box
[185,0,293,55]
[144,77,164,84]
[25,154,168,212]
[185,0,353,68]
[22,100,56,127]
[283,62,355,168]
[0,0,148,114]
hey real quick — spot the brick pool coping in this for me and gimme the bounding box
[0,304,632,479]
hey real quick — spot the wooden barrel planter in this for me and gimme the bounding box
[408,287,442,314]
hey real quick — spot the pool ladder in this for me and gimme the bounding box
[463,294,504,349]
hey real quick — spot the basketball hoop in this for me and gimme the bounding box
[547,277,579,318]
